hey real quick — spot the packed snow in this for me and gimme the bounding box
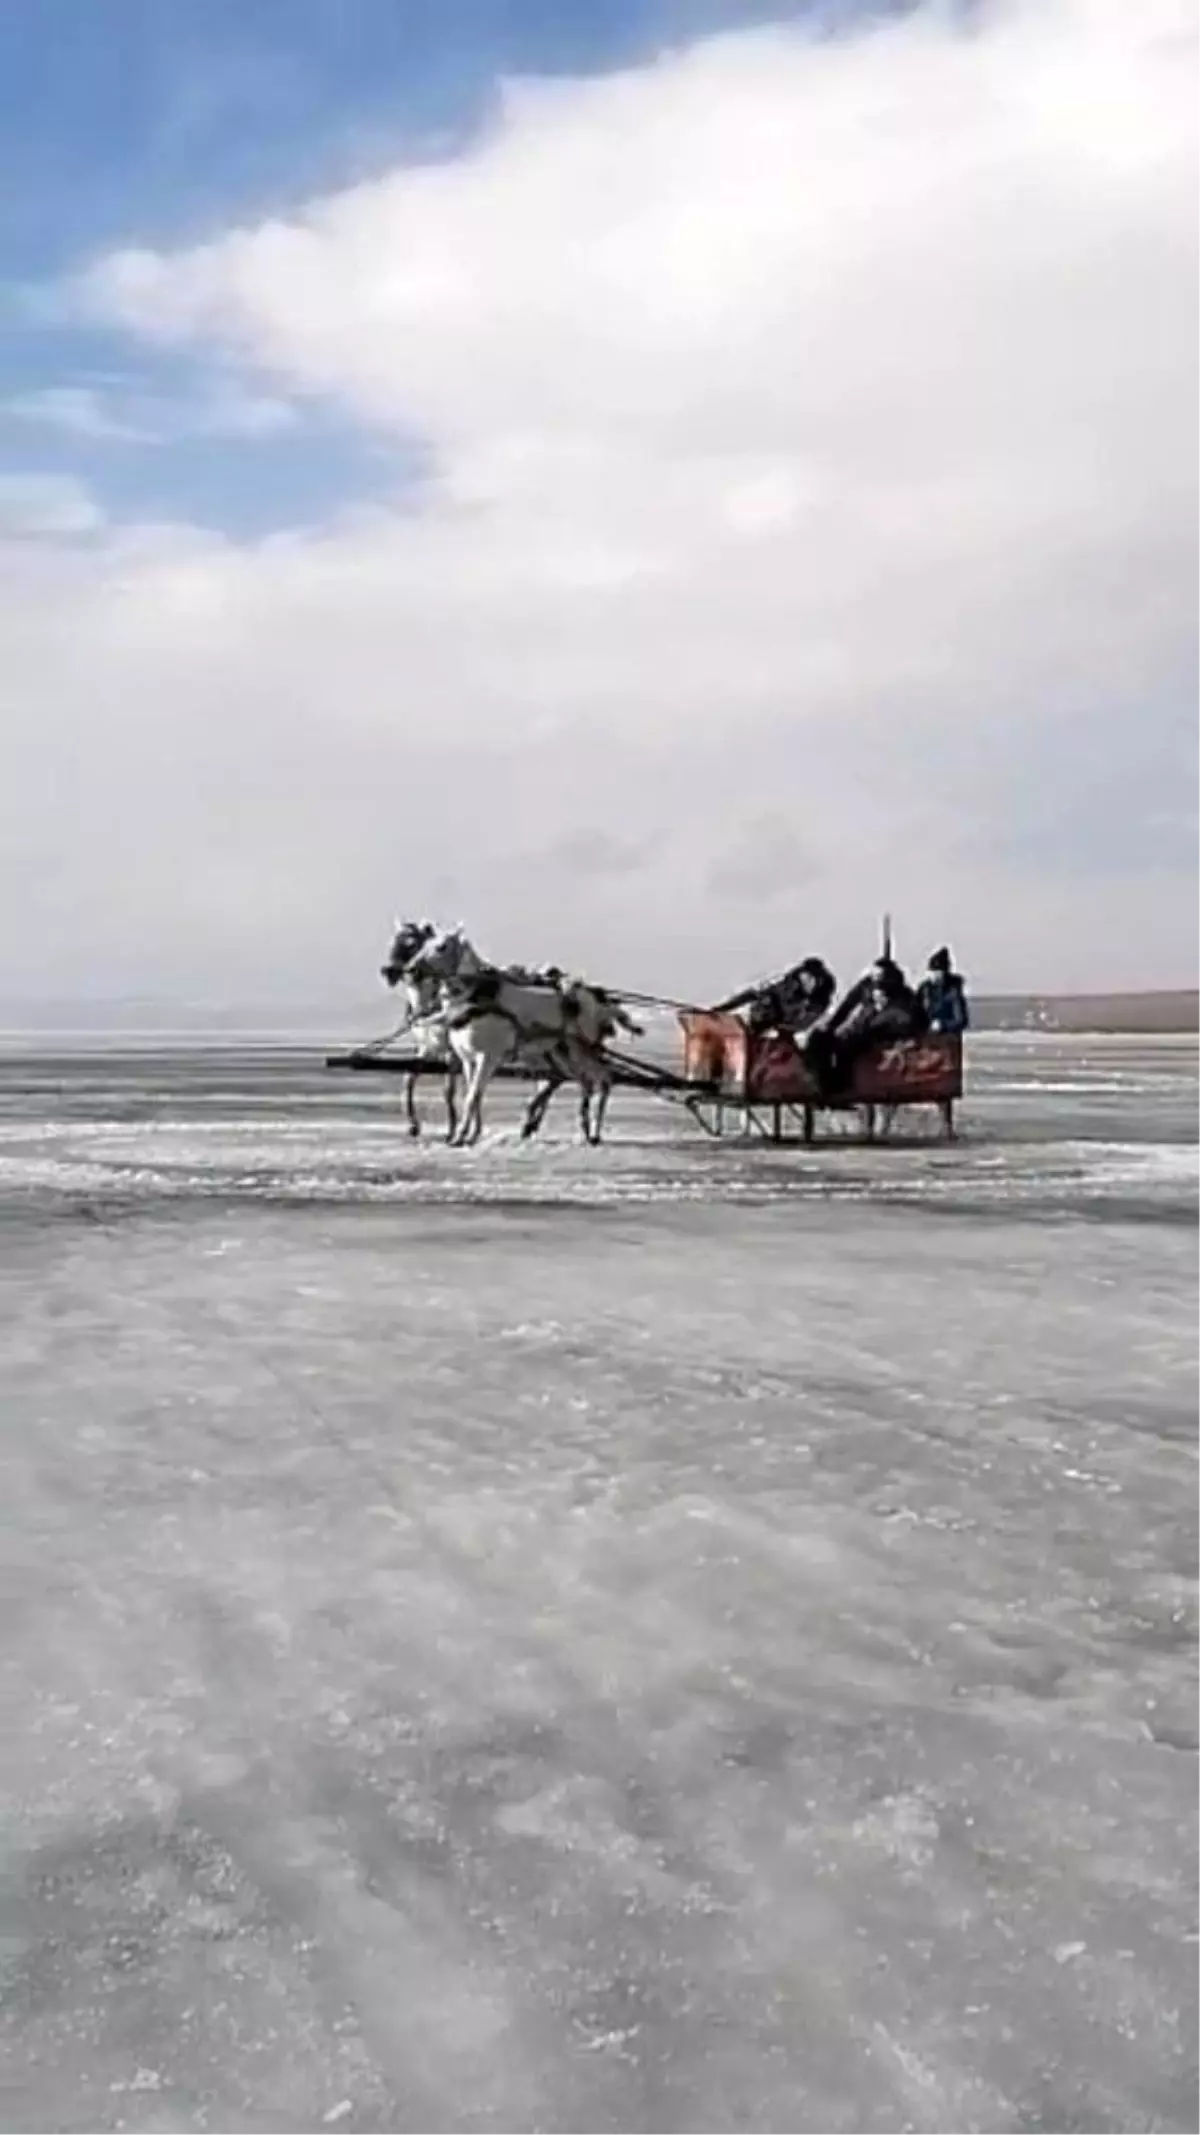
[1,1034,1196,2132]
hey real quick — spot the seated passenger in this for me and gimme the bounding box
[917,947,970,1034]
[807,955,923,1096]
[831,955,923,1039]
[714,956,837,1038]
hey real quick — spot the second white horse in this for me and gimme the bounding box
[407,926,641,1146]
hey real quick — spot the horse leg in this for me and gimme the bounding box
[442,1032,477,1148]
[522,1073,559,1140]
[448,1051,480,1147]
[587,1074,612,1146]
[460,1059,487,1146]
[455,1083,478,1148]
[404,1072,421,1138]
[468,1019,521,1146]
[468,1059,500,1144]
[459,1030,506,1147]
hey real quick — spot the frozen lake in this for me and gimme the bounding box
[2,1034,1197,2132]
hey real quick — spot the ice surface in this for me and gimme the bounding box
[1,1035,1196,2132]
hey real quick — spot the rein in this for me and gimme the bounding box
[610,987,710,1016]
[355,1014,415,1056]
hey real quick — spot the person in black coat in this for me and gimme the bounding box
[806,955,924,1098]
[714,956,837,1037]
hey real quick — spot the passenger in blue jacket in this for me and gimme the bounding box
[917,947,969,1034]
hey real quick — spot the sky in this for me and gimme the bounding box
[0,0,1196,1008]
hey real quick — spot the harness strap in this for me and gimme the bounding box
[447,993,606,1060]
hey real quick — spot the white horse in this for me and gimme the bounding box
[516,966,644,1144]
[379,918,460,1141]
[408,926,641,1147]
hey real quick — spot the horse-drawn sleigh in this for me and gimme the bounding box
[326,916,965,1147]
[675,1011,963,1143]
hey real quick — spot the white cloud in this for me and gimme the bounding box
[195,386,299,437]
[2,377,298,446]
[2,0,1195,1002]
[0,473,104,537]
[708,813,818,904]
[3,385,151,442]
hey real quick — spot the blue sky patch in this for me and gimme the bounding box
[0,0,906,274]
[0,354,428,537]
[0,0,915,537]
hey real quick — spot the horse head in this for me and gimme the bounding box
[406,924,471,988]
[380,916,434,988]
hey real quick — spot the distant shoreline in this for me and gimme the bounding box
[973,992,1198,1035]
[0,990,1196,1038]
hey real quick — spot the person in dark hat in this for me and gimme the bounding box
[829,954,923,1041]
[806,953,925,1098]
[918,946,970,1034]
[714,955,837,1038]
